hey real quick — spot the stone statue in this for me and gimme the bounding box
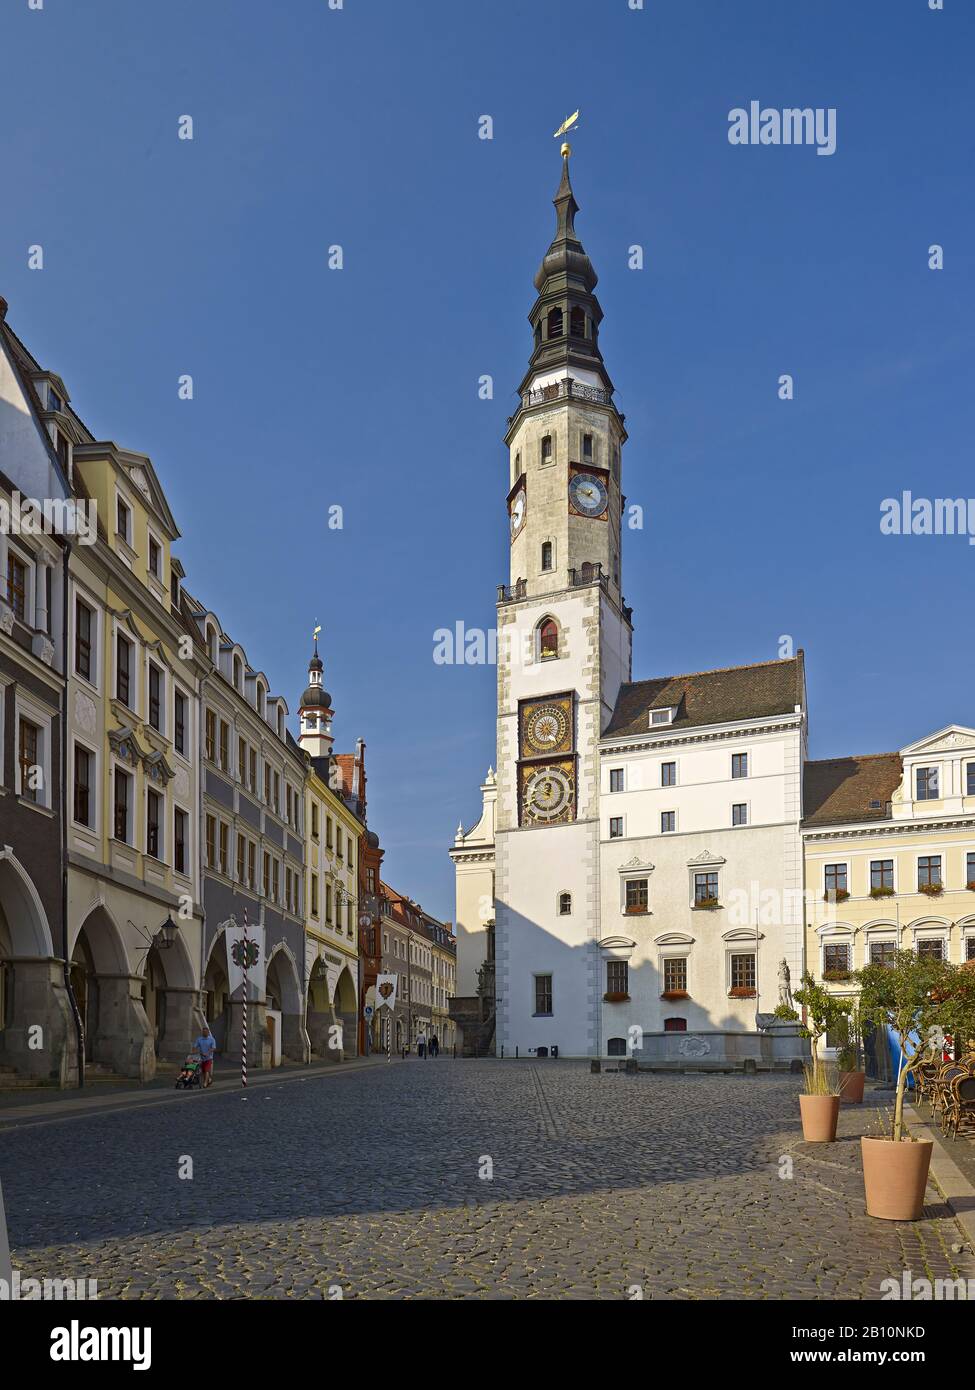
[778,958,793,1010]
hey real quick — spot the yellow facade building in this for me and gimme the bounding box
[298,641,361,1057]
[66,439,205,1078]
[802,725,975,1054]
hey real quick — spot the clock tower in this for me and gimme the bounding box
[492,148,632,1057]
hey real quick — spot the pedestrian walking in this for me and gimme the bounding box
[429,1033,439,1058]
[195,1023,217,1088]
[417,1034,426,1059]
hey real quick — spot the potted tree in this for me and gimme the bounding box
[837,1005,865,1104]
[855,950,975,1220]
[792,973,852,1142]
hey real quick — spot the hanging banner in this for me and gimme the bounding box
[225,918,266,998]
[375,973,398,1009]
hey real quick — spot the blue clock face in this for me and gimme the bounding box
[569,472,608,517]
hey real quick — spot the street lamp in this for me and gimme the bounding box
[155,914,179,950]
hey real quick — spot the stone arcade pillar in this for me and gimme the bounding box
[156,986,203,1063]
[89,974,155,1080]
[0,958,77,1085]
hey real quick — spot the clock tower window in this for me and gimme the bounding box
[540,434,553,465]
[547,307,563,339]
[538,617,559,659]
[541,541,553,572]
[582,433,593,462]
[570,306,586,338]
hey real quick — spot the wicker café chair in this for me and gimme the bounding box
[913,1061,940,1107]
[943,1073,975,1140]
[932,1064,968,1123]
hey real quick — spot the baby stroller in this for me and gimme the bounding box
[175,1052,203,1090]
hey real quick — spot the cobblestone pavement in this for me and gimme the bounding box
[3,1061,974,1300]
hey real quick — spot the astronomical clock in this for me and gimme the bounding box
[518,693,576,826]
[568,465,609,520]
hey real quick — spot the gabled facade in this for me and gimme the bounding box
[65,439,205,1078]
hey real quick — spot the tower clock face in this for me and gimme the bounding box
[569,472,608,517]
[523,766,574,822]
[509,490,526,538]
[525,703,568,755]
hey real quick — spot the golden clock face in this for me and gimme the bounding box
[520,694,573,758]
[522,765,574,823]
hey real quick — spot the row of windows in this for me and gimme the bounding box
[309,873,354,936]
[823,853,975,897]
[203,709,301,829]
[533,953,759,1016]
[821,937,975,977]
[115,494,165,591]
[608,754,749,796]
[514,429,619,478]
[108,765,190,873]
[204,813,302,914]
[309,800,355,861]
[609,805,750,838]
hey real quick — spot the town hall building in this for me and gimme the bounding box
[451,150,807,1059]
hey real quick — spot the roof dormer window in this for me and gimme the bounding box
[49,389,62,414]
[650,707,675,727]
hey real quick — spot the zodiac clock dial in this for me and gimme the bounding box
[568,471,608,517]
[525,704,568,754]
[523,766,574,821]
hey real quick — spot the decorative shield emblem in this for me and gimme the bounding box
[379,982,394,1000]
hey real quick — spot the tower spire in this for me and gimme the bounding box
[298,624,334,759]
[516,146,610,402]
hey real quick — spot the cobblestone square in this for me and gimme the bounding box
[3,1061,974,1301]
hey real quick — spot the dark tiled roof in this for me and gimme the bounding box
[604,653,805,739]
[803,754,902,827]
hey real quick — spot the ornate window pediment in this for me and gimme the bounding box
[108,723,143,766]
[653,931,694,947]
[722,927,765,943]
[619,856,654,874]
[687,850,726,868]
[143,749,175,785]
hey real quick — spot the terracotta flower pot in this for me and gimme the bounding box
[799,1093,840,1142]
[839,1070,866,1104]
[861,1137,933,1221]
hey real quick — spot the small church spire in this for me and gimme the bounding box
[298,623,334,759]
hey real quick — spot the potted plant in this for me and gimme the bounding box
[837,1006,865,1104]
[870,885,895,899]
[855,950,975,1220]
[792,973,852,1142]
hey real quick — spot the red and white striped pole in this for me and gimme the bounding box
[241,909,248,1089]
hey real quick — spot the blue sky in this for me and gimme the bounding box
[3,0,972,920]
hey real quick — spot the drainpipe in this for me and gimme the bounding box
[59,541,84,1087]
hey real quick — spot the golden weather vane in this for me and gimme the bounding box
[553,109,580,158]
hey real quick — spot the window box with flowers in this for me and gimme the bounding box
[660,989,689,1001]
[870,885,895,899]
[693,896,720,910]
[624,904,649,916]
[918,882,944,897]
[603,991,630,1004]
[967,881,975,893]
[728,986,757,998]
[823,969,852,983]
[824,888,850,903]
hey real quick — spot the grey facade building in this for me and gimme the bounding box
[185,593,307,1070]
